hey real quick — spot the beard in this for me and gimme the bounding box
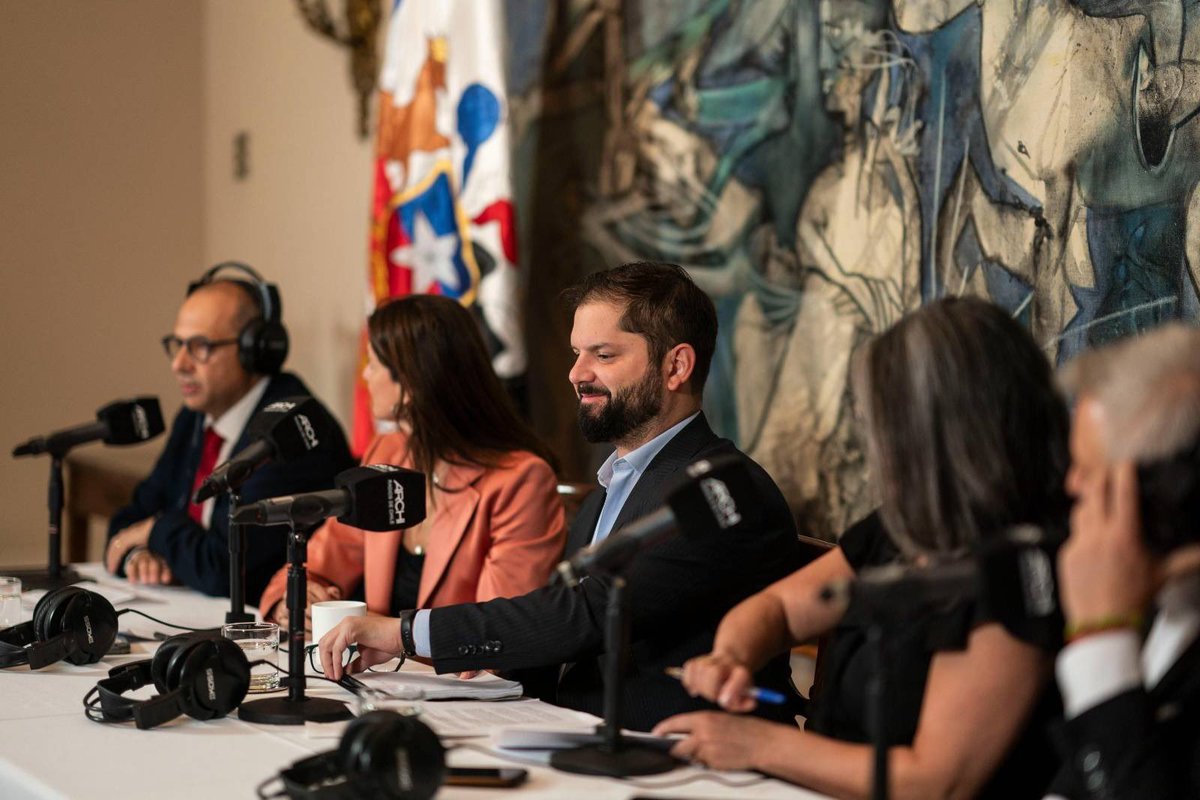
[576,366,664,444]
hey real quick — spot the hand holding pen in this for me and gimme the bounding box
[665,659,787,712]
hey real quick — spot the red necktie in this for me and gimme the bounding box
[188,427,225,523]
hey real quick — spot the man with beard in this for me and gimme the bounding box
[316,261,804,731]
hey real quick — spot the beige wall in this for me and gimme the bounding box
[0,1,375,563]
[0,2,204,563]
[202,1,372,427]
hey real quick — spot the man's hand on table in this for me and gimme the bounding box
[104,518,155,574]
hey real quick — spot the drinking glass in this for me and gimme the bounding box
[0,577,22,629]
[221,621,280,692]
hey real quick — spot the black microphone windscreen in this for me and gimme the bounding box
[335,465,427,531]
[249,396,331,460]
[978,525,1063,651]
[665,455,759,538]
[98,397,164,445]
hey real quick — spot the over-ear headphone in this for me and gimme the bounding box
[266,711,445,799]
[0,586,118,670]
[84,632,250,730]
[187,261,289,375]
[1137,435,1200,555]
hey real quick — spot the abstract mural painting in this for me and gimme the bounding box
[506,0,1200,538]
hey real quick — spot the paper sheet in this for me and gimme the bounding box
[305,698,597,740]
[358,669,524,701]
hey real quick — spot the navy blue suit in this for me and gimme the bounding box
[107,372,355,600]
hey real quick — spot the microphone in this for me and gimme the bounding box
[231,465,427,530]
[13,397,165,458]
[554,455,759,588]
[193,396,332,503]
[820,525,1064,650]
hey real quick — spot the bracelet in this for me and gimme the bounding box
[1064,613,1144,644]
[398,609,417,658]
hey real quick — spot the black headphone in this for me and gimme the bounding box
[0,586,118,670]
[1137,435,1200,555]
[187,261,289,375]
[266,711,445,800]
[83,632,250,730]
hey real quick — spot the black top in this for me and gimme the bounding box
[390,545,425,615]
[807,512,1061,800]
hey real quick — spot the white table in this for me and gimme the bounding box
[0,565,830,800]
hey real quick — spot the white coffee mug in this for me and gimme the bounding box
[311,599,367,653]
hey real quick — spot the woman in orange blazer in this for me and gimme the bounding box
[258,295,565,624]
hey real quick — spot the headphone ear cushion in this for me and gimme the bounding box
[174,639,249,720]
[57,590,117,665]
[237,318,266,373]
[163,634,205,691]
[33,586,79,639]
[151,635,187,691]
[237,318,288,375]
[340,711,445,799]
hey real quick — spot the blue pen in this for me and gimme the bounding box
[663,666,787,705]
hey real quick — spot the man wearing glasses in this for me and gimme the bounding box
[103,276,353,599]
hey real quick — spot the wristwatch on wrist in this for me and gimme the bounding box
[398,609,417,658]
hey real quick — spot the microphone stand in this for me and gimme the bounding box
[549,575,678,776]
[224,488,253,624]
[5,453,82,590]
[866,622,889,800]
[238,522,352,725]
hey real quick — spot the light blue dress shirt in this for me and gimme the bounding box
[411,412,701,657]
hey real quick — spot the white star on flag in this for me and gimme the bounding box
[389,212,461,293]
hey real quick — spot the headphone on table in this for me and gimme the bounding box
[0,586,118,670]
[84,632,250,730]
[263,711,445,800]
[186,261,289,375]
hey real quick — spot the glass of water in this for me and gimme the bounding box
[221,621,280,692]
[0,577,22,629]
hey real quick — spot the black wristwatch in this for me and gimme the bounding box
[398,609,417,658]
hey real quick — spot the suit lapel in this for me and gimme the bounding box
[417,462,484,608]
[607,414,717,536]
[565,490,605,557]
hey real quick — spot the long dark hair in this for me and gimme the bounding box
[852,297,1069,556]
[367,295,558,483]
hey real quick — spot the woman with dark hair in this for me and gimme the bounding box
[655,297,1069,799]
[259,295,565,624]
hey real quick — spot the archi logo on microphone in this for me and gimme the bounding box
[387,479,407,526]
[133,405,150,440]
[700,477,741,529]
[262,401,297,414]
[293,415,319,450]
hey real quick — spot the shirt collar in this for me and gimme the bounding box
[207,376,270,443]
[596,411,700,489]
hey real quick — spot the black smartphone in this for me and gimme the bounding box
[445,767,529,788]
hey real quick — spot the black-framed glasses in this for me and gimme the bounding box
[161,334,239,363]
[302,643,403,675]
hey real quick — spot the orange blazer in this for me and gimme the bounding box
[257,432,566,615]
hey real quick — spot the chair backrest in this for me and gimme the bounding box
[556,482,595,532]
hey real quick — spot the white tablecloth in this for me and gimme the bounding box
[0,565,830,800]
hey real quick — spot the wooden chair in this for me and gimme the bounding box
[555,481,595,531]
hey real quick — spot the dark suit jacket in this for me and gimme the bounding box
[428,413,804,731]
[1048,632,1200,799]
[107,372,355,600]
